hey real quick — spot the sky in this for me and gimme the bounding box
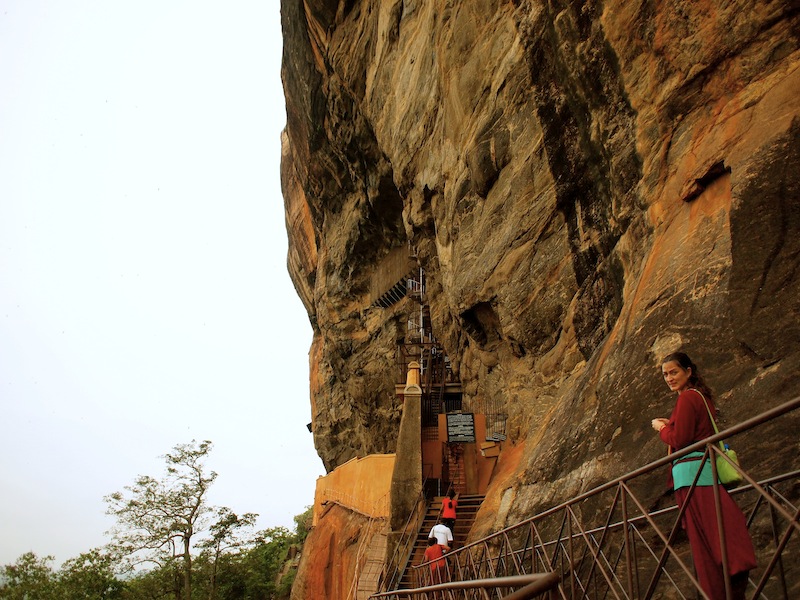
[0,1,325,567]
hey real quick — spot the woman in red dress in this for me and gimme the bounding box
[651,352,756,600]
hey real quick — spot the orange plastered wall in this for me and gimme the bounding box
[313,454,395,525]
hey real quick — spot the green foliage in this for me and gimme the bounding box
[0,552,55,600]
[196,508,258,600]
[275,568,296,600]
[201,507,258,556]
[118,564,177,600]
[291,506,313,544]
[105,440,217,600]
[0,550,124,600]
[2,442,314,600]
[57,549,124,600]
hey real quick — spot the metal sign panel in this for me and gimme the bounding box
[446,412,475,443]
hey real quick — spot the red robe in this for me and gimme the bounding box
[659,389,756,600]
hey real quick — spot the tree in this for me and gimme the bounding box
[291,506,313,545]
[57,548,124,600]
[197,507,257,600]
[105,440,217,600]
[0,552,55,600]
[118,564,175,600]
[225,527,293,600]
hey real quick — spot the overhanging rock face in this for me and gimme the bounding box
[281,0,800,555]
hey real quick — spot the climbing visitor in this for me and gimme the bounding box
[651,351,756,600]
[428,519,454,551]
[421,536,448,585]
[441,488,459,533]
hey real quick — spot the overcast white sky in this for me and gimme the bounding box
[0,1,325,566]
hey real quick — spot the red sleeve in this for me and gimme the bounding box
[658,389,705,450]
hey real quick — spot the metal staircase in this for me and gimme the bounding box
[371,396,800,599]
[400,495,485,590]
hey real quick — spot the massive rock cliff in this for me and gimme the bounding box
[280,0,799,593]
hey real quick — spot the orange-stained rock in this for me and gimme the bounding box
[280,1,800,594]
[470,440,527,542]
[290,503,367,600]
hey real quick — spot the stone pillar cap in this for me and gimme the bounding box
[405,361,422,394]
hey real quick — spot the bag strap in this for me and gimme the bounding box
[692,388,726,451]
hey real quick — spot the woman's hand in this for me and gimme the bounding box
[651,418,669,432]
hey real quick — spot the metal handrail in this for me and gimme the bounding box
[451,396,799,546]
[370,573,561,599]
[386,396,800,599]
[379,482,431,592]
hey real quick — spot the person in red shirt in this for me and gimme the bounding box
[651,352,756,600]
[422,536,448,586]
[441,489,458,533]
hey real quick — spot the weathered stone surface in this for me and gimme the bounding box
[289,503,367,600]
[281,0,800,590]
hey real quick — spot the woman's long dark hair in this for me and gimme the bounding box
[662,351,714,401]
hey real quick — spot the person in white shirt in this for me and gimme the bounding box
[428,521,454,551]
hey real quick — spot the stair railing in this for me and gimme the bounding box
[389,396,800,599]
[371,572,561,600]
[378,480,431,593]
